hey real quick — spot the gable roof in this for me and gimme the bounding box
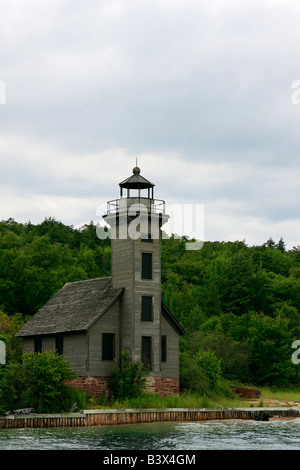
[16,277,124,337]
[161,302,186,336]
[16,276,185,339]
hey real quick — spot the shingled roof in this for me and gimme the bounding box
[16,277,124,337]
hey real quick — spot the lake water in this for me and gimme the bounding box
[1,418,300,450]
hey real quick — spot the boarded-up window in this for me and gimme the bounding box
[34,337,42,353]
[55,335,64,355]
[141,296,152,321]
[161,336,167,362]
[142,336,152,369]
[142,253,152,279]
[102,333,115,361]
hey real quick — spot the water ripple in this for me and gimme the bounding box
[1,419,300,450]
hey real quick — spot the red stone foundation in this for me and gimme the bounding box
[68,376,111,397]
[155,377,179,396]
[68,376,179,397]
[143,376,179,396]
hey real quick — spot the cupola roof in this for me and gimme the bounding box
[119,166,154,190]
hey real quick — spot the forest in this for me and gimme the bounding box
[0,217,300,391]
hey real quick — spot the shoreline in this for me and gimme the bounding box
[0,406,299,429]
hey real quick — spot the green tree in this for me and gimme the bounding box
[276,237,286,253]
[245,313,297,386]
[194,329,251,383]
[220,251,254,315]
[265,237,276,248]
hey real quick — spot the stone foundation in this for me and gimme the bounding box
[158,377,179,395]
[69,376,179,397]
[145,377,179,396]
[68,376,111,397]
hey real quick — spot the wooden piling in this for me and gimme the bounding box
[0,407,299,429]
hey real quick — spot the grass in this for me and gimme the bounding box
[259,386,300,403]
[83,385,300,411]
[85,391,249,410]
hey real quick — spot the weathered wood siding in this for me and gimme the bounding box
[64,333,87,376]
[110,215,163,375]
[111,236,134,354]
[87,299,121,376]
[22,337,58,354]
[161,313,179,377]
[134,234,161,372]
[22,337,34,354]
[22,333,88,376]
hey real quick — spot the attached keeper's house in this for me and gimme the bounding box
[16,167,185,396]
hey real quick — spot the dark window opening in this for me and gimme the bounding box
[102,333,115,361]
[142,336,152,370]
[55,335,64,355]
[141,296,152,321]
[142,252,152,279]
[34,337,42,353]
[161,336,167,362]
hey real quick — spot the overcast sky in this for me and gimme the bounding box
[1,0,300,248]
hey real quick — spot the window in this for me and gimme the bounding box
[161,336,167,362]
[141,296,152,321]
[142,252,152,279]
[34,337,42,353]
[142,336,152,369]
[102,333,115,361]
[55,335,64,355]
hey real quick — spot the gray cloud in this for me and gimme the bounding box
[0,0,300,248]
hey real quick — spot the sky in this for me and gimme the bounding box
[1,0,300,248]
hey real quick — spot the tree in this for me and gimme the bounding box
[210,333,250,382]
[276,237,286,253]
[1,218,300,389]
[245,313,297,386]
[265,237,276,248]
[220,251,254,315]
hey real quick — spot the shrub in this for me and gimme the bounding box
[22,351,76,413]
[108,349,149,400]
[179,349,230,396]
[179,352,210,395]
[194,350,222,392]
[0,362,27,414]
[0,351,77,414]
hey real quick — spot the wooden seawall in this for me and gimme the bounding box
[0,407,299,429]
